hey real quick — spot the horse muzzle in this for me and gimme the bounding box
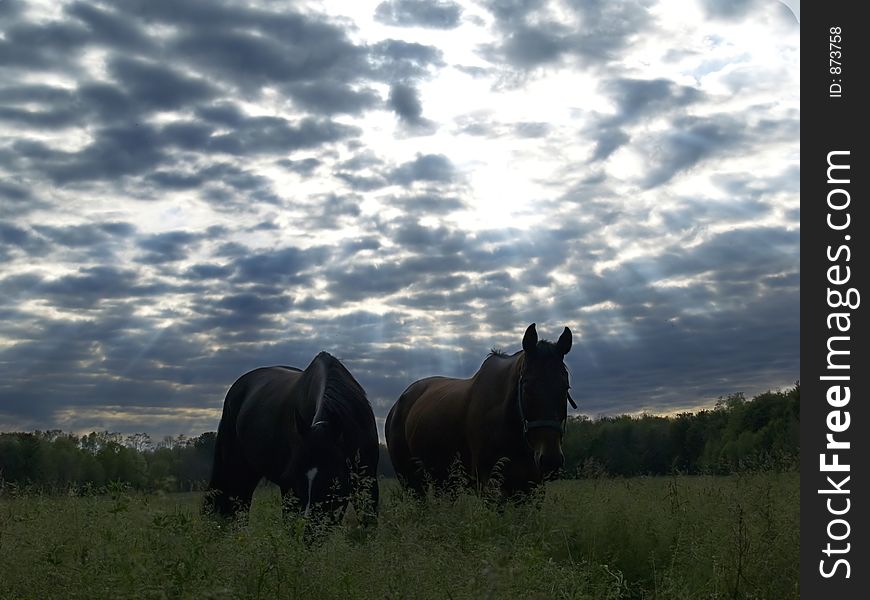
[535,451,564,479]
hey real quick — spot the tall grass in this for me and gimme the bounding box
[0,473,798,599]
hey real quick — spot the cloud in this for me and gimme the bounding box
[107,57,218,112]
[203,116,361,156]
[370,39,445,80]
[0,179,43,217]
[137,230,204,264]
[22,266,173,310]
[387,83,437,132]
[217,293,291,317]
[700,0,762,20]
[513,122,551,138]
[0,0,23,18]
[589,78,703,160]
[75,83,137,123]
[590,128,630,161]
[0,223,49,259]
[32,222,135,251]
[0,0,798,438]
[389,193,467,215]
[481,0,655,70]
[606,78,703,123]
[640,115,747,187]
[333,152,460,191]
[276,157,322,176]
[286,81,381,115]
[0,179,31,202]
[388,154,457,186]
[0,84,81,129]
[388,83,424,124]
[500,24,573,68]
[64,2,155,52]
[168,14,368,93]
[389,220,469,252]
[18,124,166,184]
[0,20,89,72]
[375,0,463,29]
[185,263,234,281]
[229,245,331,286]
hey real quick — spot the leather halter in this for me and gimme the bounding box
[517,374,566,435]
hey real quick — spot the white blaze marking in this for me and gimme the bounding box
[303,467,318,518]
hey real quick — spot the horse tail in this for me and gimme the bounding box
[316,352,368,411]
[314,352,380,520]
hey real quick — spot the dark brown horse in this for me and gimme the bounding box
[386,323,574,498]
[204,351,379,525]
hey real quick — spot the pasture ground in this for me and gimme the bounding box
[0,473,798,599]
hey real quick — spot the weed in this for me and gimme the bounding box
[0,474,798,599]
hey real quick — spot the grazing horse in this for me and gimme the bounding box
[204,351,379,525]
[386,323,574,498]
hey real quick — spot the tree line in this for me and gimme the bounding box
[0,384,797,492]
[562,384,799,477]
[0,431,217,493]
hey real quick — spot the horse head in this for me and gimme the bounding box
[286,416,351,523]
[519,323,573,479]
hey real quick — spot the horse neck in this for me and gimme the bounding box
[475,352,525,416]
[504,353,525,413]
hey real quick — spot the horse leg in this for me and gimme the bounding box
[211,472,260,519]
[360,474,380,525]
[352,446,380,526]
[204,429,234,518]
[387,441,426,500]
[280,485,300,522]
[407,456,438,500]
[229,473,260,516]
[430,463,454,497]
[204,438,260,519]
[205,382,265,519]
[500,457,542,504]
[386,398,430,501]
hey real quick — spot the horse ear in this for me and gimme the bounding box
[522,323,538,354]
[295,407,311,437]
[556,327,572,356]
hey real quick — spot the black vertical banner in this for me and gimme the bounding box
[802,1,868,597]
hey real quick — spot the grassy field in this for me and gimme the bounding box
[0,473,798,599]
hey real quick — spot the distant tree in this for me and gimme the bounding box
[563,384,799,477]
[125,433,152,453]
[0,384,799,490]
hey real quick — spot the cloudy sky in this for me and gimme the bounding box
[0,0,799,439]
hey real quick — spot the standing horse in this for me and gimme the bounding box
[386,324,574,498]
[204,351,379,525]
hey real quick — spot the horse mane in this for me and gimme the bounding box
[311,351,374,437]
[489,347,509,358]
